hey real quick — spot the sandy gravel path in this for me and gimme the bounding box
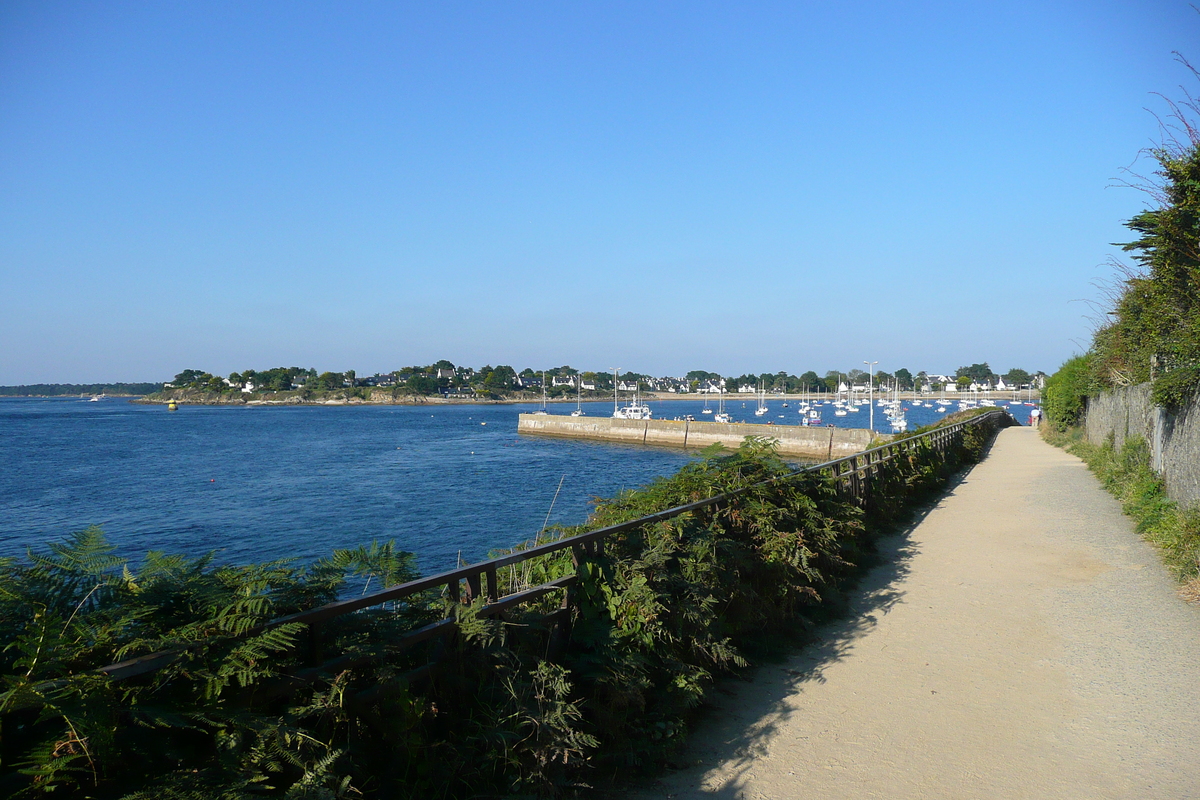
[632,426,1200,799]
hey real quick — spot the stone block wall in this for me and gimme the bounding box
[1084,383,1200,509]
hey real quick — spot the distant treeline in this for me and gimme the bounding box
[0,383,161,397]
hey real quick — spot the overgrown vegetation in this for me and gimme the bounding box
[1041,354,1096,431]
[893,406,1011,440]
[1,423,1004,798]
[1041,56,1200,432]
[0,536,430,798]
[1149,362,1200,409]
[1042,427,1200,601]
[1083,57,1200,410]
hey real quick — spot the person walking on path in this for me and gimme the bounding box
[632,425,1200,800]
[1029,405,1042,427]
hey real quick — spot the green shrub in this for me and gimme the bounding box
[1043,354,1095,430]
[1093,135,1200,389]
[1151,364,1200,411]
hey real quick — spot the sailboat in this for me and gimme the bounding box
[886,380,908,431]
[754,383,769,416]
[531,371,550,415]
[570,376,585,416]
[714,388,732,423]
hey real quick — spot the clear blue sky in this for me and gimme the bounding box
[2,1,1196,384]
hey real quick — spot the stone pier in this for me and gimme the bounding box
[516,414,875,460]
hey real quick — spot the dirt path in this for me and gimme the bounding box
[632,426,1200,799]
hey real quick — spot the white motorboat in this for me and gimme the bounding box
[614,403,652,420]
[612,368,651,419]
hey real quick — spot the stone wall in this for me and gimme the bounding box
[1083,383,1200,509]
[517,414,875,460]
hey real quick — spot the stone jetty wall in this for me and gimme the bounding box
[517,414,875,460]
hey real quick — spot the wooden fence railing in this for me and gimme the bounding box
[86,408,1011,695]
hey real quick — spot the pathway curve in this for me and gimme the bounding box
[632,426,1200,799]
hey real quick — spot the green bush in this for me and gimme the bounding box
[1093,135,1200,389]
[1151,364,1200,411]
[1043,354,1095,430]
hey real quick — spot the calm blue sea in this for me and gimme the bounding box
[0,396,1032,573]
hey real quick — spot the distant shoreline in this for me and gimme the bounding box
[1,393,148,399]
[126,390,1040,407]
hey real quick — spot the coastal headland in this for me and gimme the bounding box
[517,413,876,459]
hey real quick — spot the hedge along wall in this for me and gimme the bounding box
[1084,383,1200,509]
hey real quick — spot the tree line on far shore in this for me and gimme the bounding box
[0,383,162,397]
[0,364,1042,401]
[152,361,1042,400]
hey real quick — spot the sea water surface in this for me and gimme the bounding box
[0,396,1031,572]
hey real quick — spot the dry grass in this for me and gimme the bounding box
[1181,576,1200,604]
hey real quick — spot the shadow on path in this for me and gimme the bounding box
[619,469,977,798]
